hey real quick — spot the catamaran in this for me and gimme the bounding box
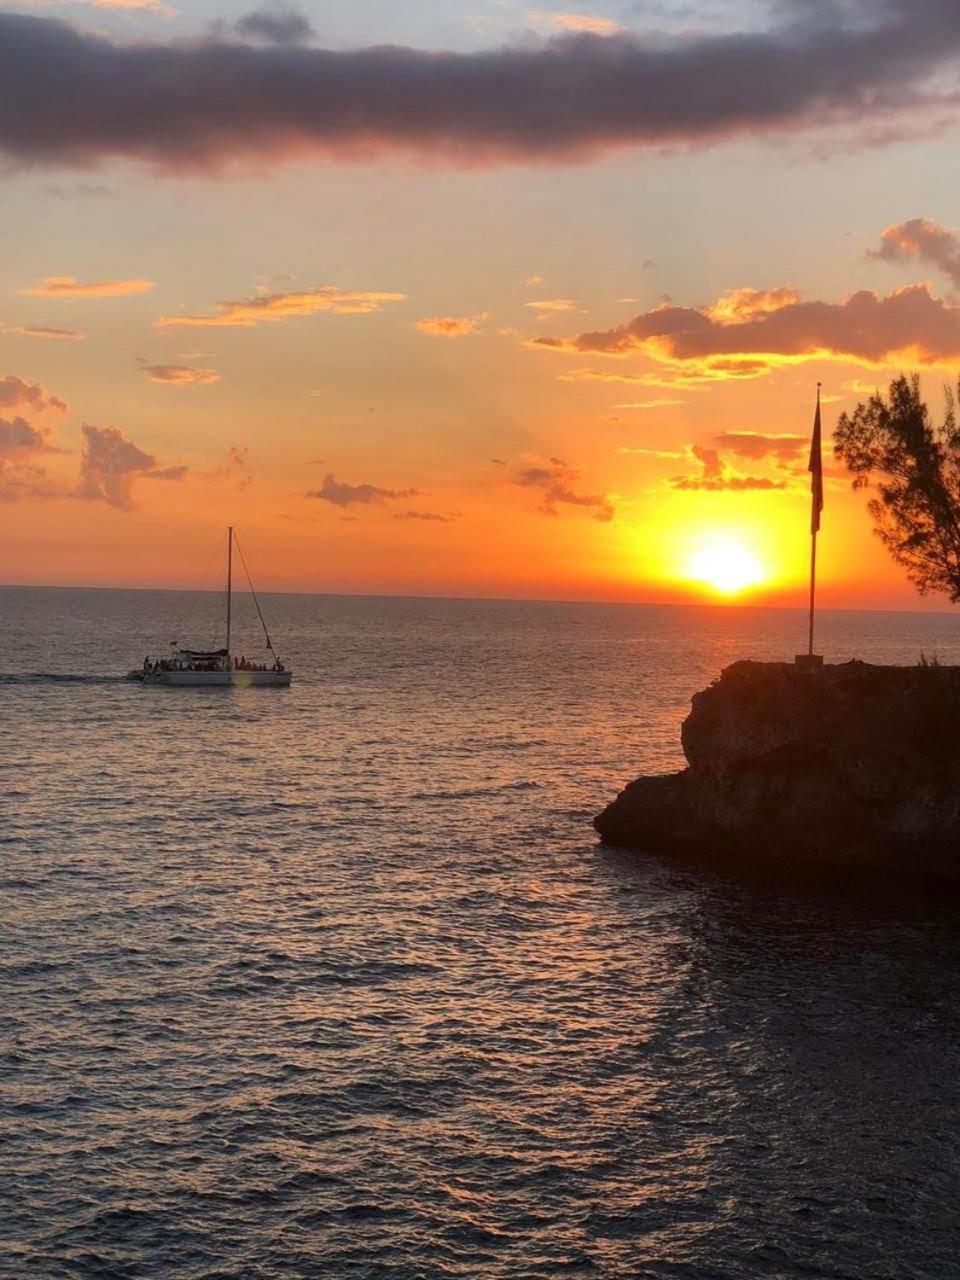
[134,527,292,687]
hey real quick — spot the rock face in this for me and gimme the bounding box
[595,660,960,877]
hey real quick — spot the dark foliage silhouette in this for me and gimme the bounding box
[836,375,960,601]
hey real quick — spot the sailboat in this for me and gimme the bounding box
[136,527,292,687]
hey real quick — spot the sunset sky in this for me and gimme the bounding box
[4,0,960,607]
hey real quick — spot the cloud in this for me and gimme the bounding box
[141,362,220,385]
[226,445,253,489]
[671,443,789,491]
[4,324,85,341]
[614,398,685,408]
[523,298,578,313]
[199,448,253,491]
[0,374,66,413]
[306,472,423,507]
[556,361,777,387]
[36,0,176,12]
[618,445,685,458]
[0,415,61,501]
[204,443,253,489]
[536,283,960,372]
[4,3,960,170]
[707,286,802,323]
[533,12,625,36]
[0,374,68,499]
[234,5,313,44]
[19,275,154,299]
[513,455,614,521]
[843,377,881,395]
[524,275,545,288]
[393,510,458,523]
[416,312,486,338]
[157,285,404,328]
[78,423,186,508]
[0,415,56,457]
[712,431,808,460]
[867,217,960,290]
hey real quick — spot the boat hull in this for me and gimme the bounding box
[144,670,292,687]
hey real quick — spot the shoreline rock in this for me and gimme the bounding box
[595,660,960,881]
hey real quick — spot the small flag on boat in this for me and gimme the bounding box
[809,385,824,534]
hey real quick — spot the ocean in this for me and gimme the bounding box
[4,586,960,1279]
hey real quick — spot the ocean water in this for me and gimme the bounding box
[4,586,960,1279]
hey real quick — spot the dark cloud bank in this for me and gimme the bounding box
[2,0,960,170]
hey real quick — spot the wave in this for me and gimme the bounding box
[0,672,133,685]
[410,779,542,801]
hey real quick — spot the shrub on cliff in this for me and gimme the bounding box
[836,375,960,601]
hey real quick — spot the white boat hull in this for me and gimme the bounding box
[134,529,291,688]
[144,670,292,687]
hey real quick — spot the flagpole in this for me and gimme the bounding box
[808,518,817,657]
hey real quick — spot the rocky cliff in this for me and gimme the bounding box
[595,660,960,878]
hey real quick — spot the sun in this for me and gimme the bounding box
[686,535,767,596]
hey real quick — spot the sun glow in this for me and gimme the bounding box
[686,535,768,596]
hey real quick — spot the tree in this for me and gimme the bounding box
[835,375,960,602]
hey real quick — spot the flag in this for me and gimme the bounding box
[809,388,824,535]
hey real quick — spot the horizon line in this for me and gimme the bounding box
[3,581,960,620]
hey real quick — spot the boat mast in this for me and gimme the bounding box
[226,525,233,656]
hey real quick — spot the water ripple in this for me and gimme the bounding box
[4,589,960,1277]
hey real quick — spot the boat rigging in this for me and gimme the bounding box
[132,526,292,687]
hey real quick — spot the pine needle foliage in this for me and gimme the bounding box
[835,375,960,601]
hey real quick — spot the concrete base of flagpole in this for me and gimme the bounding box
[794,654,824,671]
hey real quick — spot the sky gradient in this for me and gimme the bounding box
[4,0,960,608]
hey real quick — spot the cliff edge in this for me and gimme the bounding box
[595,660,960,877]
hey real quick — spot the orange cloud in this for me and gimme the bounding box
[712,431,808,460]
[157,286,405,328]
[5,325,85,340]
[707,286,802,324]
[523,298,578,313]
[48,0,176,11]
[867,217,960,290]
[671,444,790,492]
[141,363,220,385]
[535,284,960,372]
[534,11,624,35]
[416,312,487,338]
[20,275,154,299]
[843,377,881,395]
[556,359,779,387]
[614,398,685,409]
